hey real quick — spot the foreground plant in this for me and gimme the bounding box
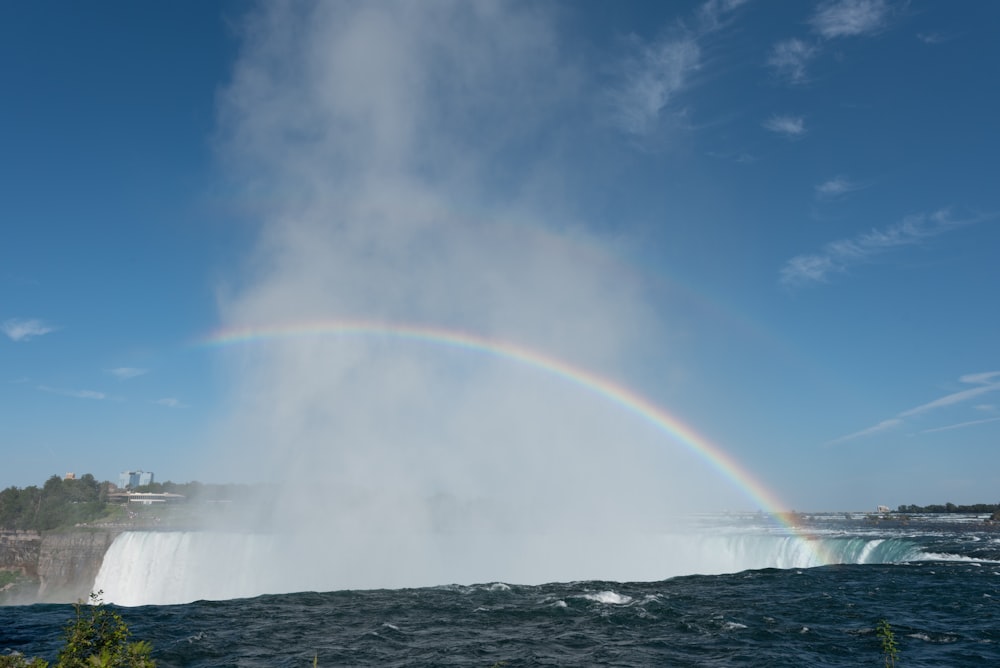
[0,592,154,668]
[57,591,154,668]
[876,618,899,668]
[0,654,48,667]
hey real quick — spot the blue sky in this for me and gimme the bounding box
[2,0,998,512]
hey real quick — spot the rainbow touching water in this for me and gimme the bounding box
[201,319,830,565]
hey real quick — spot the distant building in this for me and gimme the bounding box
[106,491,185,505]
[64,473,76,480]
[126,492,184,505]
[119,470,154,489]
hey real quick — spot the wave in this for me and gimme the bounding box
[582,591,633,605]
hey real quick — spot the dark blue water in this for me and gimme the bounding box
[5,517,1000,666]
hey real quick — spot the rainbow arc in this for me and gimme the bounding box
[201,319,831,565]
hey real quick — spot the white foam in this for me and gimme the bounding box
[583,591,632,605]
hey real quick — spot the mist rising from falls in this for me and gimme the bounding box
[94,530,929,606]
[201,1,767,600]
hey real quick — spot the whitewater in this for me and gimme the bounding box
[90,517,931,607]
[6,514,1000,666]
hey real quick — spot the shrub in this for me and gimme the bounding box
[55,592,155,668]
[0,654,49,667]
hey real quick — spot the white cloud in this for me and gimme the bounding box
[898,372,1000,418]
[37,385,107,400]
[611,35,700,138]
[921,417,1000,434]
[610,0,749,140]
[109,367,149,380]
[960,371,1000,385]
[811,0,890,39]
[780,255,835,284]
[154,398,186,408]
[767,38,817,84]
[706,150,757,164]
[762,114,806,138]
[825,418,902,445]
[2,318,57,342]
[768,1,893,89]
[815,176,865,198]
[917,32,947,45]
[780,209,981,286]
[696,0,750,31]
[829,372,1000,444]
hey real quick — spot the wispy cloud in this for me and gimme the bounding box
[811,0,891,39]
[695,0,750,31]
[762,114,806,138]
[921,417,1000,434]
[898,372,1000,418]
[37,385,107,400]
[815,175,865,198]
[780,209,981,286]
[109,367,148,380]
[767,38,817,84]
[706,150,757,164]
[612,36,700,138]
[828,372,1000,444]
[769,1,893,85]
[2,318,57,342]
[826,418,903,445]
[610,0,747,139]
[154,397,187,408]
[916,32,948,45]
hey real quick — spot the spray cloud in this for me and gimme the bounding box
[200,0,747,593]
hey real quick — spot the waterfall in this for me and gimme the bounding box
[93,529,929,606]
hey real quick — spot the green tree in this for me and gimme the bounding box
[0,476,109,531]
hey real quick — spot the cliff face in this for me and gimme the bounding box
[35,530,120,602]
[1,531,43,604]
[0,531,42,575]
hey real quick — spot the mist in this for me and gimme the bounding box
[199,1,752,592]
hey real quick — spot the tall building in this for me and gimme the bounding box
[119,470,154,489]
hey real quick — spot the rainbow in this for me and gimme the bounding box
[200,319,828,564]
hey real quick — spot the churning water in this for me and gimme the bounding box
[5,514,1000,666]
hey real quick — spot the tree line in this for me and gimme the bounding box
[0,475,273,531]
[0,475,110,532]
[896,502,1000,514]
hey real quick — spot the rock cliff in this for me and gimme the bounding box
[0,529,120,603]
[0,531,41,575]
[36,530,120,602]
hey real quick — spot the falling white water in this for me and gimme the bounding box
[91,528,927,606]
